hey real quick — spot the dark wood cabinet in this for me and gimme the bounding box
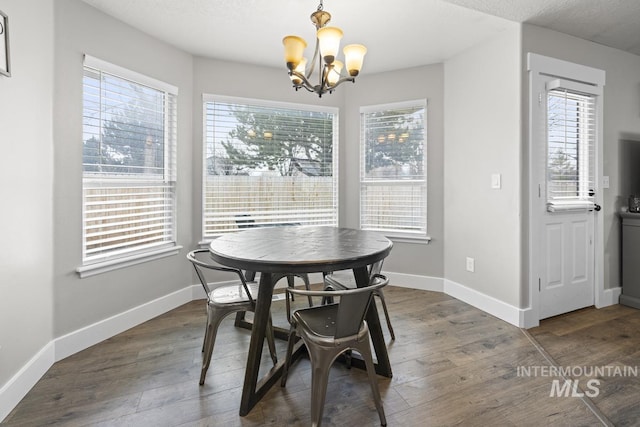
[620,212,640,309]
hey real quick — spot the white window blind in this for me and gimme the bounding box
[203,95,338,238]
[360,100,427,238]
[546,84,596,212]
[82,56,178,265]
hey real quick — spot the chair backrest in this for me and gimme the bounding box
[334,274,388,339]
[235,214,255,229]
[187,249,254,301]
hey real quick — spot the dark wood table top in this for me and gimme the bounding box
[208,225,393,275]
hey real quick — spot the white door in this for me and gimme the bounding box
[540,209,595,318]
[531,70,602,320]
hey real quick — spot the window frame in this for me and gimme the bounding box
[77,55,181,277]
[545,79,599,212]
[359,99,428,241]
[201,94,339,241]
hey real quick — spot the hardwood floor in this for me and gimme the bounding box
[3,286,639,426]
[527,304,640,427]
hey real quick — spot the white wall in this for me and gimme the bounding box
[522,24,640,293]
[0,0,55,398]
[52,0,194,337]
[444,26,523,308]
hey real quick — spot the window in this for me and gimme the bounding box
[79,56,178,274]
[360,100,427,239]
[546,80,597,211]
[203,95,338,239]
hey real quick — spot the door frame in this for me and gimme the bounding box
[526,53,606,328]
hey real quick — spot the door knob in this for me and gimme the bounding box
[593,204,601,211]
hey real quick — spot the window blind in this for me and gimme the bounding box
[546,87,596,211]
[82,58,178,265]
[203,95,338,238]
[360,100,427,237]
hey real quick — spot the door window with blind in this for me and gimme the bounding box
[546,80,597,212]
[202,95,338,239]
[80,56,178,273]
[360,100,427,239]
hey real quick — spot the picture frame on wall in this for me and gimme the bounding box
[0,10,10,77]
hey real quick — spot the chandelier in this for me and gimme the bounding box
[282,0,367,97]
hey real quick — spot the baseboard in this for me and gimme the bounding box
[443,279,525,327]
[54,286,198,361]
[385,274,527,327]
[520,306,538,329]
[596,286,622,308]
[0,342,55,422]
[385,271,444,292]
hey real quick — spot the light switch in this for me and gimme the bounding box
[603,176,610,189]
[491,173,501,189]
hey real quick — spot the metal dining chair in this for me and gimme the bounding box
[280,274,389,427]
[187,249,278,385]
[323,260,395,340]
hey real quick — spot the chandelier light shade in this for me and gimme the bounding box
[317,27,343,63]
[290,57,307,85]
[282,0,367,97]
[343,44,367,76]
[327,60,343,85]
[283,35,307,69]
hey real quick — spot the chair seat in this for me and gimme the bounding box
[293,303,340,338]
[210,282,260,305]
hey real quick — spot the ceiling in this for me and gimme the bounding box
[82,0,640,74]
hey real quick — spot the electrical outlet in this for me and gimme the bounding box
[466,257,475,273]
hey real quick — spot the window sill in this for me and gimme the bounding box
[387,235,432,245]
[76,245,183,278]
[546,201,593,212]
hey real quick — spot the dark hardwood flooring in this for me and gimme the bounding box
[3,286,639,426]
[527,304,640,427]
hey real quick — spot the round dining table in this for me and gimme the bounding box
[209,225,393,416]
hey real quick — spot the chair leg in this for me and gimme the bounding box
[201,308,209,353]
[280,326,297,387]
[199,309,226,386]
[302,274,313,307]
[355,338,387,426]
[307,345,334,427]
[266,314,278,365]
[376,291,395,340]
[287,275,295,302]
